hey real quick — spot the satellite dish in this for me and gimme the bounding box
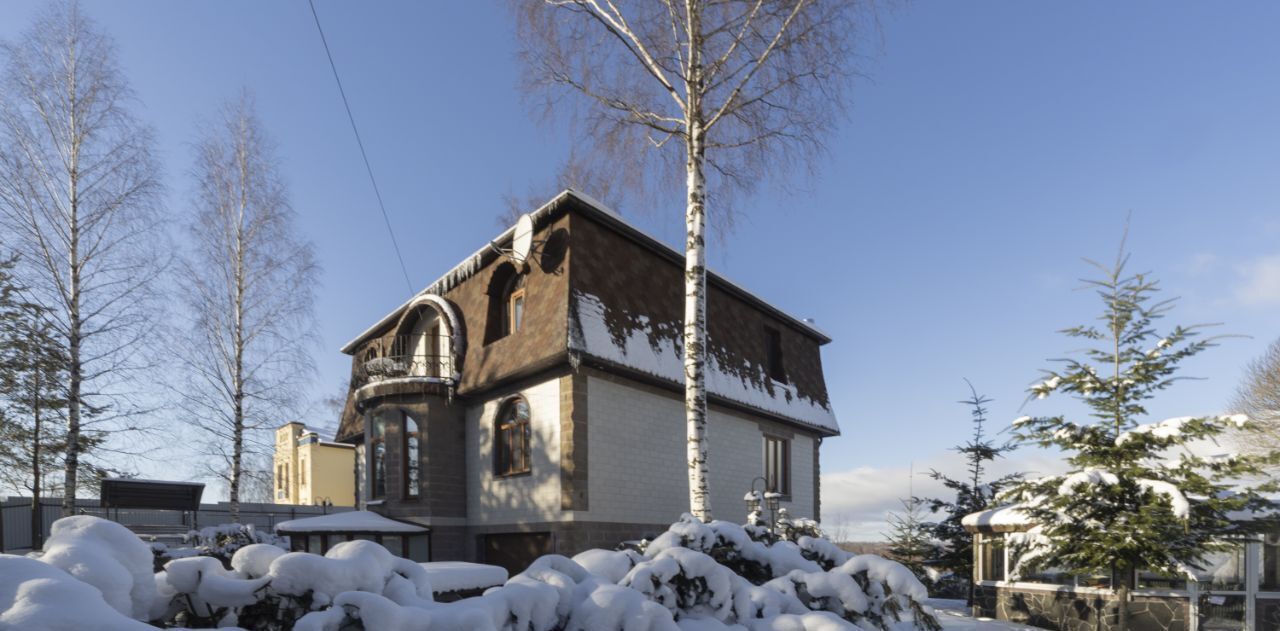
[511,213,534,266]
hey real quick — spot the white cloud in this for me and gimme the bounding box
[819,451,1067,542]
[1235,254,1280,306]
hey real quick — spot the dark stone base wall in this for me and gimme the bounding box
[425,520,669,567]
[975,584,1189,631]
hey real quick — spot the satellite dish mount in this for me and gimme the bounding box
[489,213,538,271]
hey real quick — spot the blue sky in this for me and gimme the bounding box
[1,1,1277,538]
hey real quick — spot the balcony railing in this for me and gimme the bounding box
[355,334,453,386]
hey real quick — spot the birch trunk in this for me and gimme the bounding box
[683,2,712,521]
[31,367,43,549]
[62,56,83,516]
[228,133,249,523]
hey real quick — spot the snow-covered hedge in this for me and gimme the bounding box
[0,514,939,631]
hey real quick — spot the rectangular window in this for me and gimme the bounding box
[1263,535,1280,591]
[405,415,420,498]
[371,412,388,499]
[300,458,307,486]
[765,327,786,383]
[980,534,1005,582]
[763,436,790,495]
[509,289,525,334]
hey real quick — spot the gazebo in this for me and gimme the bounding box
[275,510,430,561]
[962,504,1280,631]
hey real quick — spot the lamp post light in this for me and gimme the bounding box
[745,477,782,538]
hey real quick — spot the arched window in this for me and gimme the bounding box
[404,415,420,498]
[494,397,531,477]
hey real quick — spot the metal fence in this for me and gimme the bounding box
[0,496,352,552]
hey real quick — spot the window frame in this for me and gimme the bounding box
[371,411,389,500]
[508,286,525,334]
[762,435,791,496]
[494,396,532,478]
[404,414,421,499]
[503,274,527,338]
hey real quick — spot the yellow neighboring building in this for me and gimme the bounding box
[273,422,356,506]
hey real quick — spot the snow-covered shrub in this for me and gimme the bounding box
[31,515,159,621]
[0,554,155,630]
[184,522,287,567]
[5,513,938,631]
[156,538,432,629]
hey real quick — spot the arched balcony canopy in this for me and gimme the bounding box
[358,294,464,385]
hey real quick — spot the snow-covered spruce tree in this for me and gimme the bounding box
[882,497,939,583]
[0,253,71,550]
[1007,248,1279,631]
[921,381,1020,602]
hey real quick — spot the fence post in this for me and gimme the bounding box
[0,502,7,554]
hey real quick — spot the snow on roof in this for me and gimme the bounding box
[570,291,839,434]
[418,562,508,593]
[340,189,829,353]
[274,511,428,534]
[961,505,1034,533]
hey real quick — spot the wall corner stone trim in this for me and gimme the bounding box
[560,372,589,510]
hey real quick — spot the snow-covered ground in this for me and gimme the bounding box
[922,599,1042,630]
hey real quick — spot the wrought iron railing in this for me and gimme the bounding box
[355,334,452,385]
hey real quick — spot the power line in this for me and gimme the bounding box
[307,0,414,294]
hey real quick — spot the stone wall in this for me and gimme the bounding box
[975,583,1191,631]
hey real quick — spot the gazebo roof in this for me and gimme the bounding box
[961,504,1035,534]
[275,510,429,534]
[100,478,204,512]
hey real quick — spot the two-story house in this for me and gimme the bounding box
[334,190,839,571]
[273,422,356,506]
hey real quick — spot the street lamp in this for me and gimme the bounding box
[745,477,782,536]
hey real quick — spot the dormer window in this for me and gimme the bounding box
[765,326,787,384]
[485,263,526,344]
[506,273,526,336]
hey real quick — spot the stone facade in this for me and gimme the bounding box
[975,584,1193,631]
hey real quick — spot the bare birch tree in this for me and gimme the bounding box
[1231,338,1280,461]
[513,0,873,519]
[0,1,165,515]
[175,95,317,521]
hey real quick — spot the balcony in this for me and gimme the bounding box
[355,334,453,387]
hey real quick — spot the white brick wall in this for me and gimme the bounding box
[583,375,816,525]
[465,378,562,524]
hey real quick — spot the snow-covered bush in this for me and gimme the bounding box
[31,515,159,621]
[0,554,155,630]
[3,514,938,631]
[183,522,287,567]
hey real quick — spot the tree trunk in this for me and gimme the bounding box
[63,63,82,517]
[1115,564,1132,631]
[683,4,712,522]
[228,140,249,524]
[31,367,43,549]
